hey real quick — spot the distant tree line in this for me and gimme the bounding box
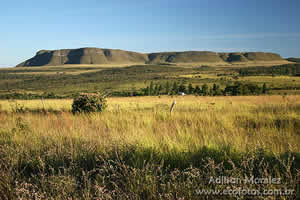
[0,82,269,99]
[140,81,268,96]
[238,64,300,76]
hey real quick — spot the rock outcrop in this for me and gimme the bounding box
[16,47,286,67]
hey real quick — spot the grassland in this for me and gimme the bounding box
[0,63,299,98]
[0,95,299,199]
[0,62,299,199]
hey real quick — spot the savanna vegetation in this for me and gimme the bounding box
[141,81,268,96]
[238,63,300,77]
[0,95,299,199]
[0,63,300,99]
[0,62,299,199]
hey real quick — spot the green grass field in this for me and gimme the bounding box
[1,63,299,98]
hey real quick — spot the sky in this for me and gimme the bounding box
[1,0,300,67]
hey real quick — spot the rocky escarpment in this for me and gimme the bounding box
[147,51,224,63]
[16,48,286,67]
[218,52,283,63]
[286,57,300,63]
[17,48,148,67]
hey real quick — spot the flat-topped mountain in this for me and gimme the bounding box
[286,57,300,63]
[16,47,286,67]
[17,48,148,67]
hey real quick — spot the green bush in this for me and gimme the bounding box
[72,93,107,114]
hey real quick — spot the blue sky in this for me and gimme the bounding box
[1,0,300,67]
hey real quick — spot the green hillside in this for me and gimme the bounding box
[2,63,300,99]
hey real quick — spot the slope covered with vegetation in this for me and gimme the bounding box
[16,48,148,67]
[1,63,300,99]
[16,48,287,67]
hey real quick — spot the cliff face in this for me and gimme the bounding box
[286,57,300,63]
[147,51,224,63]
[17,48,148,67]
[16,48,285,67]
[218,52,283,63]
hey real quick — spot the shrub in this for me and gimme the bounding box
[72,93,107,114]
[9,100,26,113]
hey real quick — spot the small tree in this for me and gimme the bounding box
[165,81,170,94]
[188,83,194,94]
[72,93,107,114]
[154,84,159,96]
[262,83,267,94]
[202,84,209,96]
[149,81,154,95]
[194,85,201,95]
[144,86,150,96]
[171,82,178,94]
[158,84,163,95]
[212,83,222,96]
[178,84,186,93]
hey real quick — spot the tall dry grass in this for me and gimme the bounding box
[0,95,299,199]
